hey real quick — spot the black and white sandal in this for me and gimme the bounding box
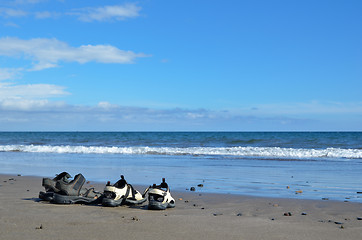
[148,178,175,210]
[102,175,148,207]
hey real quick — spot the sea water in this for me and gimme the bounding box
[0,132,361,202]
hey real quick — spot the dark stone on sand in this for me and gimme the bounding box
[283,212,292,216]
[322,198,329,200]
[190,187,196,191]
[237,213,242,216]
[357,217,362,221]
[301,212,307,215]
[35,224,43,230]
[197,184,204,187]
[334,221,343,225]
[213,213,223,216]
[357,192,362,194]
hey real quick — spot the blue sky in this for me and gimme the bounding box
[0,0,361,131]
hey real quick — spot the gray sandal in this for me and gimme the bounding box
[39,172,71,201]
[52,173,102,204]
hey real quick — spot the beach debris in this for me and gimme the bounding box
[322,198,329,200]
[357,192,362,194]
[273,204,279,207]
[295,190,303,194]
[271,218,275,221]
[17,174,21,176]
[283,212,292,216]
[286,186,290,189]
[184,200,189,203]
[213,213,223,216]
[35,224,43,230]
[334,221,343,225]
[190,187,196,191]
[131,216,139,221]
[301,212,307,216]
[178,198,183,201]
[357,217,362,221]
[197,184,204,187]
[236,213,242,216]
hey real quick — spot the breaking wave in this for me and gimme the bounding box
[1,144,362,159]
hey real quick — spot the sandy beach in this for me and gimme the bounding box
[1,174,362,240]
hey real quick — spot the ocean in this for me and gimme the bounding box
[0,132,361,202]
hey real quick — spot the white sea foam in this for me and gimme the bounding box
[1,144,362,159]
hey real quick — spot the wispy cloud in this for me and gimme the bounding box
[1,97,362,130]
[246,101,362,115]
[0,2,141,22]
[0,7,27,17]
[0,37,148,71]
[0,68,22,80]
[34,11,59,19]
[70,3,141,22]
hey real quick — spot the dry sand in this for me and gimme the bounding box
[1,174,362,240]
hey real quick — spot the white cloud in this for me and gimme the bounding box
[0,82,69,100]
[71,4,141,22]
[0,68,22,80]
[0,99,361,131]
[34,11,53,19]
[0,37,148,71]
[0,7,27,17]
[245,101,362,115]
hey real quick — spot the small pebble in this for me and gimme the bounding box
[190,187,195,191]
[283,212,292,216]
[35,224,43,230]
[322,198,329,200]
[236,213,242,216]
[357,217,362,221]
[334,221,343,225]
[301,212,307,216]
[213,213,223,216]
[273,204,279,207]
[197,184,204,187]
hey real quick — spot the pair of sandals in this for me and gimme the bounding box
[39,172,175,210]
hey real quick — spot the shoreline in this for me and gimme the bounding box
[1,174,362,240]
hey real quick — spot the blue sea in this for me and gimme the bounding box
[1,132,362,202]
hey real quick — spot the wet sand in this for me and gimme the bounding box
[1,174,362,240]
